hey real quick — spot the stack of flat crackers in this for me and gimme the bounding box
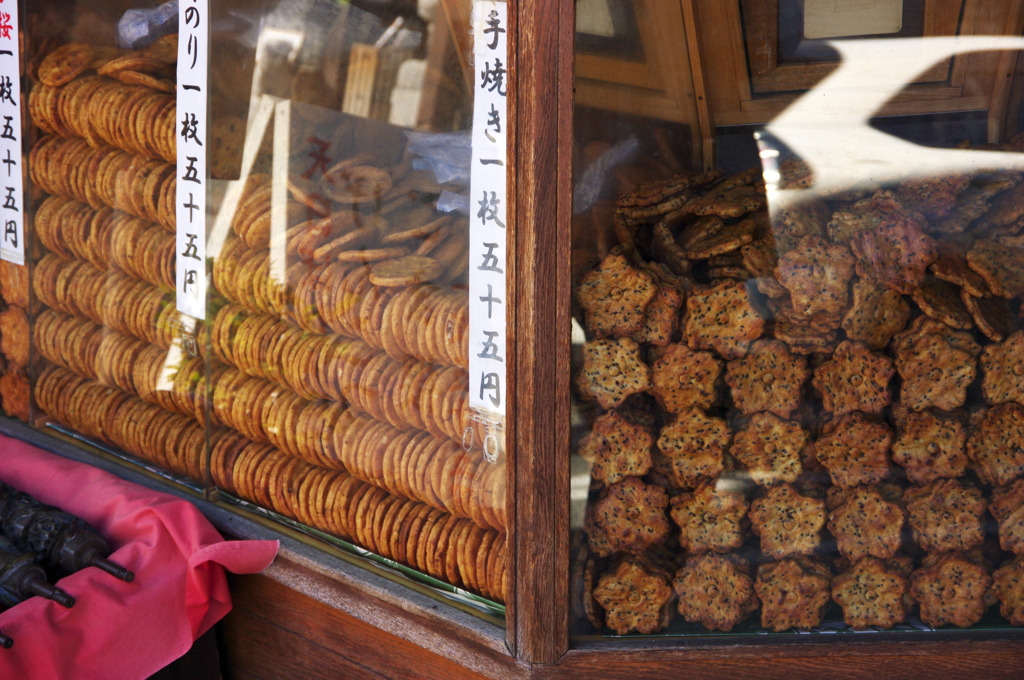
[21,37,507,604]
[579,155,1024,634]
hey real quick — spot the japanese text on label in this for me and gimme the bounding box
[0,0,22,266]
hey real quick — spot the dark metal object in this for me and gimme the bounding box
[0,536,74,608]
[0,484,134,583]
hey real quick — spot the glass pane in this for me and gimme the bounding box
[571,0,1024,639]
[22,0,507,616]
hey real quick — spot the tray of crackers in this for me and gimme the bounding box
[574,148,1024,636]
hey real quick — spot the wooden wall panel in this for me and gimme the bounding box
[219,574,516,680]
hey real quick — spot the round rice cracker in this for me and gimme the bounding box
[39,43,94,87]
[473,530,497,599]
[356,486,391,553]
[413,508,447,573]
[373,495,406,558]
[380,433,410,498]
[388,500,419,563]
[369,255,444,287]
[426,514,459,580]
[445,519,473,587]
[459,523,487,593]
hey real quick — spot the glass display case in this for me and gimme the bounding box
[11,0,508,623]
[4,0,1024,677]
[571,0,1024,643]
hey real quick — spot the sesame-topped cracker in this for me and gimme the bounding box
[827,201,881,245]
[686,181,766,220]
[749,483,826,558]
[990,479,1024,555]
[773,318,839,356]
[730,412,807,487]
[0,306,29,370]
[961,291,1016,343]
[651,216,693,276]
[904,478,986,553]
[741,237,787,297]
[592,556,675,634]
[674,554,758,632]
[828,485,905,561]
[578,410,654,486]
[769,196,831,253]
[755,557,832,632]
[992,556,1024,625]
[892,316,980,412]
[617,170,723,209]
[966,403,1024,486]
[576,337,651,410]
[930,243,991,297]
[910,552,992,628]
[982,330,1024,405]
[649,343,722,413]
[911,277,974,330]
[928,198,991,235]
[890,410,968,485]
[850,192,936,294]
[682,280,765,360]
[590,477,671,555]
[966,239,1024,298]
[679,217,757,260]
[775,235,856,317]
[812,340,894,416]
[584,504,616,558]
[841,278,911,351]
[656,407,730,489]
[725,339,808,418]
[577,251,658,338]
[814,412,892,489]
[669,481,749,554]
[831,557,910,630]
[631,284,684,346]
[38,43,94,87]
[896,174,970,219]
[676,214,725,254]
[982,181,1024,226]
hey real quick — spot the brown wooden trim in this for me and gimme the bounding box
[681,0,716,171]
[509,0,572,665]
[536,638,1024,679]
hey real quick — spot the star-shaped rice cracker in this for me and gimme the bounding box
[749,483,826,559]
[814,412,892,489]
[755,557,831,631]
[841,278,911,351]
[593,557,675,634]
[892,316,980,412]
[991,556,1024,624]
[890,410,967,485]
[730,412,807,486]
[669,481,748,554]
[827,485,905,561]
[725,339,808,418]
[850,192,936,294]
[981,330,1024,405]
[910,552,992,628]
[656,407,730,489]
[649,343,722,413]
[576,337,651,409]
[904,478,986,553]
[812,340,894,416]
[578,410,654,485]
[831,557,910,630]
[966,239,1024,299]
[577,251,658,337]
[589,477,671,555]
[682,280,765,360]
[990,479,1024,555]
[775,235,855,317]
[631,283,684,346]
[966,403,1024,486]
[674,554,758,632]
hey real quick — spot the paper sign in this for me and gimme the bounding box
[176,0,210,319]
[0,1,23,266]
[468,0,508,427]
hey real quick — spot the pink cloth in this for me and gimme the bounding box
[0,434,279,679]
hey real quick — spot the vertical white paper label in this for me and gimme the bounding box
[468,0,508,425]
[176,0,209,319]
[0,2,23,266]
